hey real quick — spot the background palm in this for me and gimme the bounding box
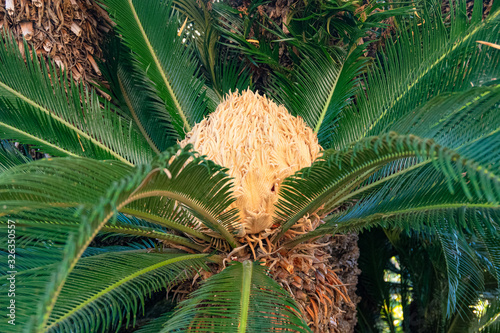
[0,0,499,332]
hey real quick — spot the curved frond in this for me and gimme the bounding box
[389,86,500,154]
[274,132,500,241]
[333,1,500,149]
[46,252,209,333]
[0,145,240,330]
[100,38,180,153]
[5,209,205,252]
[0,33,153,165]
[101,0,209,137]
[284,165,500,315]
[270,46,368,146]
[0,145,240,244]
[163,261,311,333]
[285,159,499,244]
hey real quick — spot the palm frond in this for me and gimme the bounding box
[389,86,500,155]
[0,215,189,333]
[333,1,500,149]
[0,33,154,165]
[274,132,500,241]
[286,158,499,245]
[99,37,180,153]
[5,209,205,252]
[269,46,368,146]
[0,145,240,330]
[46,251,209,332]
[0,145,240,246]
[101,0,209,137]
[284,159,500,316]
[163,261,311,332]
[121,198,212,243]
[174,0,252,103]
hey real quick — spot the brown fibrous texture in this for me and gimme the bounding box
[0,0,112,82]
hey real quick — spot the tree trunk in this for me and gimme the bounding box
[0,0,110,82]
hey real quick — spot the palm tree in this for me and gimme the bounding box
[0,0,499,332]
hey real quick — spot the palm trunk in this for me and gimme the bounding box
[266,222,360,332]
[0,0,110,82]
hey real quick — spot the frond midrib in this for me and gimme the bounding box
[45,253,208,329]
[314,61,344,133]
[0,80,134,166]
[362,9,500,139]
[126,190,238,248]
[126,0,191,133]
[0,120,78,157]
[284,202,500,247]
[238,260,253,333]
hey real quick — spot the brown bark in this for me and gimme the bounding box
[0,0,111,82]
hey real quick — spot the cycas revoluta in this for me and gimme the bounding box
[0,0,499,332]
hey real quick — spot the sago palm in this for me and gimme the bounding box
[0,0,499,332]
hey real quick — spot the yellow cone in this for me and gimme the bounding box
[180,90,321,236]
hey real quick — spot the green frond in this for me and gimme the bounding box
[46,252,209,332]
[389,86,500,155]
[121,148,240,247]
[283,160,500,316]
[163,261,311,333]
[0,158,134,214]
[0,213,198,333]
[0,145,240,330]
[274,132,500,241]
[0,209,95,331]
[210,53,252,101]
[285,158,499,244]
[101,0,209,137]
[6,209,205,252]
[333,1,500,150]
[269,45,368,146]
[121,204,212,243]
[174,0,252,103]
[102,223,206,251]
[99,38,180,153]
[319,85,500,212]
[0,33,154,165]
[0,145,240,246]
